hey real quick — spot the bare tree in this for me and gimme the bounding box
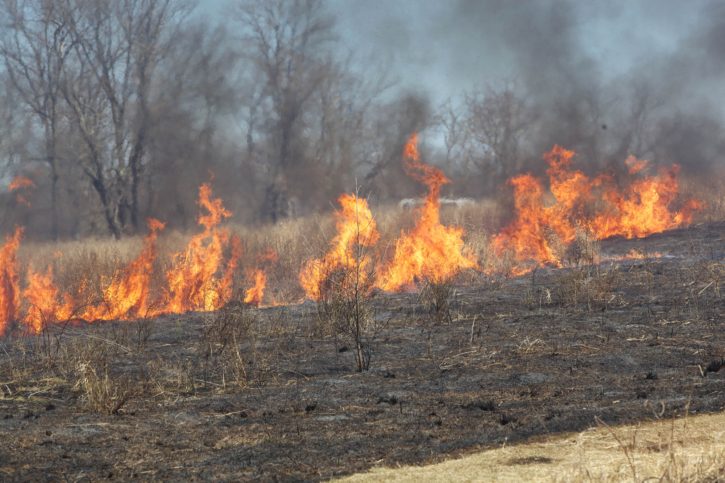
[0,0,74,239]
[59,0,191,238]
[464,83,533,190]
[235,0,338,222]
[146,20,244,226]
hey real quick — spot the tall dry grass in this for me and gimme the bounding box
[8,185,724,310]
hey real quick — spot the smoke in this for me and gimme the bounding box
[338,0,725,174]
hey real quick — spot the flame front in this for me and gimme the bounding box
[589,163,702,239]
[0,228,22,336]
[0,140,707,336]
[299,194,380,300]
[82,218,166,322]
[163,183,238,313]
[244,269,266,306]
[492,146,702,273]
[22,266,73,333]
[376,133,477,291]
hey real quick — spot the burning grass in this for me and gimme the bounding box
[0,136,719,338]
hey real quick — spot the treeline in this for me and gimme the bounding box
[1,0,724,240]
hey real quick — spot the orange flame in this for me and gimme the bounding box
[244,249,277,306]
[0,228,23,336]
[492,146,702,274]
[8,176,34,191]
[162,183,238,312]
[589,163,702,239]
[22,266,73,333]
[491,146,582,270]
[244,269,266,306]
[299,194,380,300]
[82,218,166,321]
[376,133,477,291]
[8,175,35,206]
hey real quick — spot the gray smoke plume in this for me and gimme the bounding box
[337,0,725,175]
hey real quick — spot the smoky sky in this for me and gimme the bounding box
[330,0,723,106]
[197,1,724,112]
[198,0,725,172]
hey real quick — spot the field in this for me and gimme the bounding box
[0,220,722,481]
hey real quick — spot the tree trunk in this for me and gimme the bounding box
[89,173,122,240]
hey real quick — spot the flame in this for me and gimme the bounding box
[8,176,35,191]
[244,269,266,306]
[299,194,380,300]
[82,218,166,321]
[375,133,477,291]
[162,183,238,312]
[9,175,35,206]
[244,249,277,306]
[491,146,582,270]
[0,228,23,336]
[589,163,703,239]
[22,266,73,333]
[491,146,702,274]
[604,249,665,262]
[625,155,648,175]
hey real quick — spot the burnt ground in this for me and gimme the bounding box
[0,223,723,481]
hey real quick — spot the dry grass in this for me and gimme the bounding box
[9,191,723,311]
[338,412,725,483]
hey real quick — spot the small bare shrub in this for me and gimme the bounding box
[565,230,600,267]
[197,301,256,388]
[317,265,381,372]
[75,361,134,414]
[556,265,621,310]
[419,279,454,325]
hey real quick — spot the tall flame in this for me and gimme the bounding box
[0,228,22,336]
[244,249,277,306]
[162,183,238,312]
[82,218,166,321]
[22,266,74,333]
[491,146,581,269]
[299,194,380,300]
[244,269,266,306]
[376,133,477,291]
[589,162,703,239]
[491,146,702,273]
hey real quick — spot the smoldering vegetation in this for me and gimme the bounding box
[0,0,724,241]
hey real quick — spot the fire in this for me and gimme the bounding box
[162,183,239,312]
[82,218,166,321]
[8,175,34,191]
[22,266,73,333]
[491,146,581,270]
[589,163,702,239]
[375,133,477,291]
[604,249,665,262]
[491,146,702,273]
[244,269,266,306]
[244,249,277,306]
[0,183,245,335]
[0,227,22,336]
[8,175,35,206]
[299,194,380,300]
